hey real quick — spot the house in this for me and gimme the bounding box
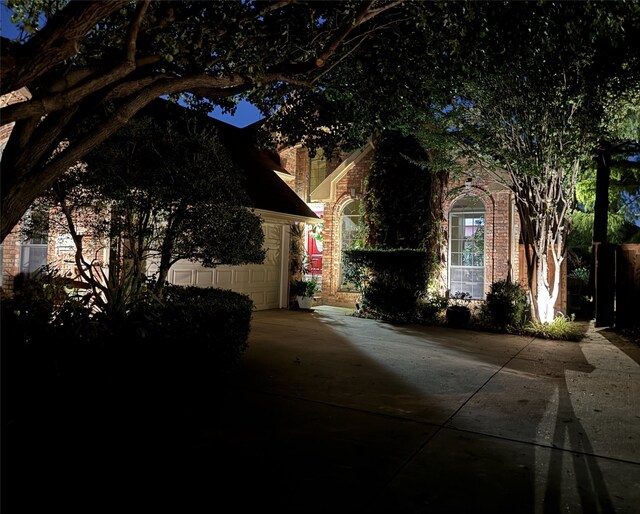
[277,142,568,312]
[143,101,320,310]
[0,95,319,311]
[1,86,566,313]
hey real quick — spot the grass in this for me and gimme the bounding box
[519,316,587,342]
[412,310,588,342]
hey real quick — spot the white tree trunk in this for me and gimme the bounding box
[535,247,562,323]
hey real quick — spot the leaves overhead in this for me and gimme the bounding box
[2,0,639,257]
[1,0,417,240]
[433,0,640,322]
[49,112,266,308]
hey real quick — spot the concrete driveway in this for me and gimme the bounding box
[197,305,640,513]
[10,304,637,513]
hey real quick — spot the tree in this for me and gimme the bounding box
[453,70,591,323]
[1,0,416,241]
[440,1,640,323]
[42,112,265,318]
[363,126,451,256]
[570,84,640,259]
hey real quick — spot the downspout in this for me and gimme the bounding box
[492,194,496,288]
[507,193,514,283]
[279,224,291,309]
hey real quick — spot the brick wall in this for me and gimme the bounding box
[1,231,21,289]
[277,144,532,309]
[0,88,31,149]
[312,155,534,308]
[316,153,371,308]
[443,173,522,297]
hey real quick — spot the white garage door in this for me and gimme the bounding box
[168,222,283,310]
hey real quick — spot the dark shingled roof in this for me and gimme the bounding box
[139,100,318,222]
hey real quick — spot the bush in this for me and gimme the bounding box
[483,279,529,329]
[344,249,429,322]
[416,291,448,323]
[3,278,254,404]
[290,278,319,298]
[524,315,586,342]
[156,285,254,380]
[568,267,590,283]
[1,268,113,426]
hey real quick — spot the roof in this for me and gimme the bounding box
[139,100,319,223]
[310,143,373,202]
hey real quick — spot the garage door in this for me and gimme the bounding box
[168,222,283,310]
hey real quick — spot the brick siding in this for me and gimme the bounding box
[279,145,568,312]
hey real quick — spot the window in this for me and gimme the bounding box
[309,149,327,198]
[449,197,485,299]
[20,207,49,276]
[340,200,362,290]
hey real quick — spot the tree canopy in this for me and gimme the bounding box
[3,1,640,328]
[435,1,640,322]
[1,0,443,241]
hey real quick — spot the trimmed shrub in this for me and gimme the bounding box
[483,279,528,329]
[344,249,429,322]
[416,291,448,324]
[156,285,254,380]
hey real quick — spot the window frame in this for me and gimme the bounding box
[448,197,486,299]
[19,207,50,277]
[339,199,361,291]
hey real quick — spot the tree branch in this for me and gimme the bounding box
[360,0,405,24]
[1,0,129,95]
[1,2,151,125]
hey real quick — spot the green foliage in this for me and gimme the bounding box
[290,278,318,298]
[364,129,447,251]
[51,111,265,319]
[482,280,529,330]
[157,285,254,379]
[3,0,449,240]
[447,291,472,308]
[571,145,640,255]
[568,267,590,284]
[1,266,101,345]
[289,222,310,279]
[344,249,429,322]
[524,316,586,342]
[415,291,448,324]
[356,128,447,320]
[436,1,640,322]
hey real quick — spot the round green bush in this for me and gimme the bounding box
[484,280,528,329]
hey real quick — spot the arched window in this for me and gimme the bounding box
[20,206,49,277]
[449,196,485,298]
[340,200,362,290]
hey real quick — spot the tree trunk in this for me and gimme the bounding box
[535,255,555,323]
[591,139,612,325]
[534,244,564,323]
[592,139,612,245]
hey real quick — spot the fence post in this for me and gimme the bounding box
[616,244,640,329]
[594,242,615,327]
